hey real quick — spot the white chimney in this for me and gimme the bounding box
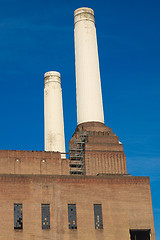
[74,7,104,125]
[44,71,66,158]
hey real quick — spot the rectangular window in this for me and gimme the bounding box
[68,204,77,229]
[41,204,50,229]
[14,203,23,230]
[94,204,103,229]
[130,229,150,240]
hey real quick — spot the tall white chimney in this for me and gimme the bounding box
[74,7,104,125]
[44,71,66,158]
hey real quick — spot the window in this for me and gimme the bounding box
[68,204,77,229]
[14,159,21,174]
[130,229,150,240]
[41,204,50,229]
[94,204,103,229]
[14,203,23,230]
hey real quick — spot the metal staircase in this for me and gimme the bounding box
[69,131,87,175]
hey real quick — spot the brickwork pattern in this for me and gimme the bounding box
[69,122,127,175]
[0,121,155,240]
[0,150,69,175]
[85,152,127,175]
[0,175,155,240]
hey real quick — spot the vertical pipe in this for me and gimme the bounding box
[44,71,66,158]
[74,7,104,125]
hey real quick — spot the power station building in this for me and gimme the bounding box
[0,7,155,240]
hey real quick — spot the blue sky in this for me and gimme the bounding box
[0,0,160,238]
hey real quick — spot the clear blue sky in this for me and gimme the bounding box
[0,0,159,238]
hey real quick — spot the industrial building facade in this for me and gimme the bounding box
[0,172,154,240]
[0,7,155,240]
[0,123,155,240]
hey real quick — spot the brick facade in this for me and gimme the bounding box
[0,175,155,240]
[0,150,69,175]
[0,122,155,239]
[69,122,127,175]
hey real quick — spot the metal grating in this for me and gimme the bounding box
[14,203,23,230]
[41,204,50,229]
[68,204,77,229]
[69,131,87,175]
[94,204,103,229]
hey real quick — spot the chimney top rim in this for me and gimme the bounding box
[44,71,61,79]
[74,7,94,17]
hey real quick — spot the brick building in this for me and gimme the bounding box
[0,7,155,240]
[0,121,155,240]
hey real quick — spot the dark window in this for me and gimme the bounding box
[14,203,23,230]
[94,204,103,229]
[68,204,77,229]
[41,204,50,229]
[130,229,150,240]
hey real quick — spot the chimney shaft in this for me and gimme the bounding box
[44,71,66,158]
[74,7,104,125]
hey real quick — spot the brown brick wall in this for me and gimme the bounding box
[0,121,155,239]
[87,135,120,144]
[0,150,70,175]
[85,143,123,151]
[69,122,127,175]
[85,151,127,175]
[0,175,155,240]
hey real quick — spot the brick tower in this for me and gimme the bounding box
[69,122,127,175]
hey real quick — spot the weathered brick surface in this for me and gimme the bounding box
[0,175,155,240]
[69,122,127,175]
[85,143,123,151]
[0,122,155,239]
[85,152,127,175]
[0,150,69,175]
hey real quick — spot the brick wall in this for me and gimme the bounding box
[85,151,127,175]
[69,122,127,175]
[0,174,155,240]
[0,150,69,175]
